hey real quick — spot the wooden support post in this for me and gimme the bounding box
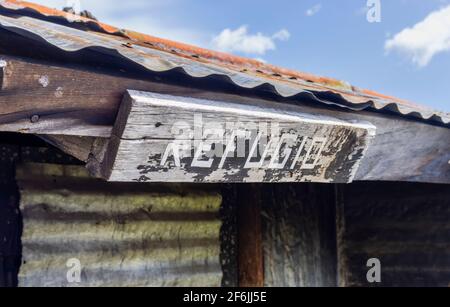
[0,143,21,288]
[261,184,338,287]
[238,185,264,287]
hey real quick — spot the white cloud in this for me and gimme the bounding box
[385,4,450,67]
[212,26,290,55]
[306,4,322,17]
[272,29,291,41]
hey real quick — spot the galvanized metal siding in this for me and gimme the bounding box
[17,163,223,287]
[337,182,450,287]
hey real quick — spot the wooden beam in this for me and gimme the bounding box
[93,90,375,183]
[39,135,98,162]
[0,55,117,137]
[0,54,237,137]
[238,185,264,287]
[354,116,450,184]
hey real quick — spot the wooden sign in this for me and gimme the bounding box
[96,90,376,183]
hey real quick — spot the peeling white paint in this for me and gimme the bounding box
[55,87,64,98]
[38,75,49,88]
[101,92,375,183]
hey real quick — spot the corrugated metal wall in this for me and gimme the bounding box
[260,182,450,287]
[0,135,84,287]
[10,156,450,287]
[17,163,223,287]
[337,182,450,287]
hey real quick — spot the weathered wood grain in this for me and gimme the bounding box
[0,54,222,137]
[237,185,264,287]
[39,135,99,162]
[0,55,117,136]
[354,116,450,183]
[96,90,375,183]
[261,184,338,287]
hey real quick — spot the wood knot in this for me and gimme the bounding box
[30,115,40,123]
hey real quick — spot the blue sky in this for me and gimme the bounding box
[33,0,450,111]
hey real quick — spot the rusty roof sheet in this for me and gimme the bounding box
[0,0,449,126]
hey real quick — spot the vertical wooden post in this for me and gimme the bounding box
[261,184,338,287]
[334,184,348,287]
[238,184,264,287]
[0,143,21,288]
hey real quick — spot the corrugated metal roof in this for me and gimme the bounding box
[0,0,449,126]
[17,163,223,287]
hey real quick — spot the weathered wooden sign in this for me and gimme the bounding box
[95,90,376,183]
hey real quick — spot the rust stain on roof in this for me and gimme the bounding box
[1,0,118,32]
[2,1,349,86]
[122,29,355,90]
[0,0,448,124]
[0,1,389,92]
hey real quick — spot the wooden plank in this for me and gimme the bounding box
[0,54,224,137]
[95,90,375,183]
[39,135,99,162]
[354,116,450,184]
[261,184,338,287]
[0,55,114,137]
[237,185,264,287]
